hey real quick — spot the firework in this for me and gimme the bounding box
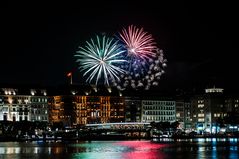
[119,25,158,59]
[118,49,167,90]
[115,25,167,89]
[74,35,127,86]
[74,25,167,91]
[116,25,167,90]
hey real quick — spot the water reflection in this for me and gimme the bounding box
[0,138,238,159]
[0,141,69,159]
[157,138,239,159]
[68,141,167,159]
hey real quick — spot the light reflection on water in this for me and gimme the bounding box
[0,139,238,159]
[69,140,167,159]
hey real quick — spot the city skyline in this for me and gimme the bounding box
[0,1,238,92]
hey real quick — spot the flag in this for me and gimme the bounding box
[67,72,72,77]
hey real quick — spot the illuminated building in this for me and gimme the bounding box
[175,92,192,130]
[49,94,125,126]
[30,89,48,122]
[48,95,73,126]
[141,98,176,123]
[0,88,48,122]
[191,87,224,134]
[175,101,184,128]
[184,102,192,130]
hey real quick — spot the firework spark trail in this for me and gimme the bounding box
[75,25,167,91]
[119,25,158,60]
[117,25,167,90]
[75,35,127,86]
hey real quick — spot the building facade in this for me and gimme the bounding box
[124,97,141,122]
[49,95,125,126]
[141,99,176,123]
[0,88,48,122]
[3,85,239,135]
[191,87,224,134]
[184,102,192,130]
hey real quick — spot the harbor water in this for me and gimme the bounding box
[0,138,238,159]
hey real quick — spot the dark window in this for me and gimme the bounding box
[3,113,7,121]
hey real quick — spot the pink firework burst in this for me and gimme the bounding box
[114,25,167,91]
[119,25,158,60]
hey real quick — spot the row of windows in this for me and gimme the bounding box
[225,99,239,103]
[0,97,47,103]
[145,111,175,115]
[1,104,30,107]
[31,110,48,114]
[1,107,29,112]
[198,100,204,104]
[2,114,29,121]
[1,107,48,113]
[143,116,175,121]
[31,105,47,108]
[176,108,184,111]
[142,101,175,105]
[143,106,175,110]
[1,105,47,108]
[198,118,204,122]
[194,113,227,118]
[198,113,204,117]
[198,104,204,108]
[31,116,48,121]
[19,112,29,115]
[31,98,48,102]
[214,113,221,117]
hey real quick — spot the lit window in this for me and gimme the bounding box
[176,113,180,117]
[198,104,204,108]
[198,113,204,117]
[198,118,204,122]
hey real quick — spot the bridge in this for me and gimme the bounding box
[85,122,151,130]
[82,122,152,139]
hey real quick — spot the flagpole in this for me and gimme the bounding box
[70,74,72,85]
[67,72,73,85]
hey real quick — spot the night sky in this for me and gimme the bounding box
[0,1,238,92]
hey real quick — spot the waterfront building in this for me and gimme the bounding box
[48,85,125,126]
[48,95,74,126]
[29,89,48,122]
[141,98,176,123]
[0,88,48,122]
[49,95,125,126]
[3,84,239,134]
[224,93,239,132]
[191,87,224,134]
[175,100,184,128]
[73,95,125,125]
[184,102,192,130]
[175,90,193,131]
[224,94,239,112]
[175,100,192,130]
[124,97,141,122]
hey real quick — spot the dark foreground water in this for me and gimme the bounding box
[0,138,239,159]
